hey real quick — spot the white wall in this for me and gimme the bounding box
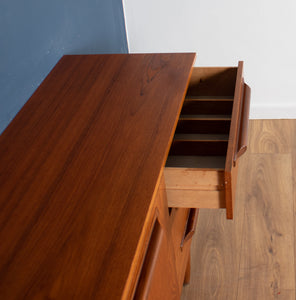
[123,0,296,119]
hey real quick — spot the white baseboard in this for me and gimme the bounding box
[250,104,296,119]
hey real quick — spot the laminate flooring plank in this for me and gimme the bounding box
[180,210,243,299]
[237,154,295,299]
[292,119,296,297]
[248,119,294,154]
[239,120,295,299]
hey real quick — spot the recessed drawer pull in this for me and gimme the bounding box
[235,83,251,163]
[180,208,199,250]
[134,217,164,299]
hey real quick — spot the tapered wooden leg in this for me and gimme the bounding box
[183,251,191,285]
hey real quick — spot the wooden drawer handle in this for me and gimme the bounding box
[180,208,199,249]
[134,216,163,299]
[235,83,251,163]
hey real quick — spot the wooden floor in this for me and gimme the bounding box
[181,119,296,300]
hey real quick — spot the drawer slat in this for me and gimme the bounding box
[181,100,233,115]
[185,96,233,101]
[179,115,231,121]
[176,119,231,134]
[166,156,226,169]
[169,140,228,156]
[173,133,229,141]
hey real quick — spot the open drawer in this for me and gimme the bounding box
[164,61,251,219]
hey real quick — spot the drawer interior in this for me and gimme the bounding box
[164,62,249,219]
[166,67,237,170]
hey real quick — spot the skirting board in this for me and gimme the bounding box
[250,104,296,119]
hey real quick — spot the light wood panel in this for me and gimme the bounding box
[166,189,225,209]
[165,168,224,190]
[181,119,296,300]
[165,168,225,209]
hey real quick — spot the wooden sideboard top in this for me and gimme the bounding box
[0,53,195,299]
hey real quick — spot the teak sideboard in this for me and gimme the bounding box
[0,54,250,299]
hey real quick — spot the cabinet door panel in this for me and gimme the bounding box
[134,176,179,300]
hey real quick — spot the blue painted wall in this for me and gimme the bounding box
[0,0,128,133]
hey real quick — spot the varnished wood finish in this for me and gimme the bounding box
[183,254,191,285]
[134,218,164,299]
[134,176,179,300]
[0,54,196,299]
[181,208,199,249]
[224,61,244,219]
[170,208,190,255]
[170,207,195,292]
[181,119,296,300]
[236,84,251,160]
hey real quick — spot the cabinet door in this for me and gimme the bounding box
[134,176,180,300]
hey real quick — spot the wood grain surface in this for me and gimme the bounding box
[133,175,180,300]
[224,61,244,219]
[249,119,294,154]
[181,119,296,300]
[187,67,237,97]
[0,54,195,299]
